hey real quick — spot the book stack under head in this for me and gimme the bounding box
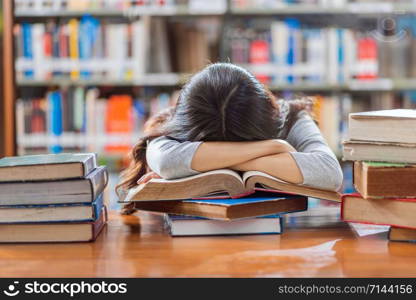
[342,109,416,242]
[120,169,343,236]
[0,153,108,243]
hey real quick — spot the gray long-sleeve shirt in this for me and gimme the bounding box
[146,113,343,191]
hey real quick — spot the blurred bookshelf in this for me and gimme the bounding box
[9,0,416,179]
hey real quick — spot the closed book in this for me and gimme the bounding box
[0,153,97,182]
[354,161,416,199]
[341,194,416,229]
[122,169,340,203]
[165,214,282,236]
[388,227,416,243]
[0,206,107,243]
[0,166,108,206]
[132,192,307,221]
[343,140,416,164]
[348,109,416,144]
[0,193,104,224]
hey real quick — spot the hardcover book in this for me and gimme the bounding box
[354,161,416,199]
[131,192,307,220]
[342,140,416,164]
[0,193,104,224]
[0,206,107,243]
[165,214,282,236]
[348,109,416,144]
[0,153,97,182]
[121,169,341,203]
[0,166,108,205]
[388,227,416,243]
[341,194,416,229]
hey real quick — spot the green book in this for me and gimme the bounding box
[0,153,97,182]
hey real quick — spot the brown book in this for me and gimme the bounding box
[347,109,416,144]
[342,194,416,229]
[121,169,341,203]
[132,193,307,220]
[343,140,416,164]
[354,161,416,199]
[389,227,416,243]
[0,206,107,243]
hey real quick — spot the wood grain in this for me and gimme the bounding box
[0,211,415,277]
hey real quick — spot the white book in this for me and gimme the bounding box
[32,23,46,80]
[132,17,150,79]
[165,214,282,236]
[270,21,288,83]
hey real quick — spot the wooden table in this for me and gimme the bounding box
[0,210,415,277]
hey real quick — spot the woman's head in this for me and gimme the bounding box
[167,63,281,142]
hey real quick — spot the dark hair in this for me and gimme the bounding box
[117,63,311,194]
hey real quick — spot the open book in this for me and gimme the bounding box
[121,169,341,203]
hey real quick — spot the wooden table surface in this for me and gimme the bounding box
[1,210,415,277]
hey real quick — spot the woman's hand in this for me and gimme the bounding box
[137,171,162,184]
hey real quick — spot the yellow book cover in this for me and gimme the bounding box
[68,18,79,79]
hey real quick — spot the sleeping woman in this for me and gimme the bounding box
[117,63,343,205]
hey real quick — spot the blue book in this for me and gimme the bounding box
[336,28,345,83]
[22,23,34,78]
[48,91,63,153]
[165,214,283,236]
[285,18,300,84]
[0,193,104,224]
[79,15,99,79]
[132,192,308,221]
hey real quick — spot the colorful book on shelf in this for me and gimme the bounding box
[347,109,416,144]
[47,90,63,153]
[165,214,283,236]
[105,95,133,153]
[388,227,416,243]
[0,166,108,206]
[0,193,104,224]
[341,194,416,229]
[354,161,416,199]
[0,153,97,182]
[0,206,107,243]
[130,191,308,220]
[68,18,80,79]
[121,169,341,203]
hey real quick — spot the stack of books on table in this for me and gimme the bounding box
[120,169,341,236]
[0,153,108,243]
[342,109,416,243]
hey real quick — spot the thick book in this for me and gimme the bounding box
[343,140,416,164]
[121,169,341,203]
[131,192,307,220]
[0,193,104,224]
[341,194,416,229]
[348,109,416,144]
[0,153,97,182]
[165,214,282,236]
[0,206,107,243]
[0,166,108,205]
[388,227,416,243]
[354,161,416,199]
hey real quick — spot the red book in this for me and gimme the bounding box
[249,39,270,84]
[356,37,378,80]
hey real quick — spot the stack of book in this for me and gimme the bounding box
[121,169,341,236]
[0,153,108,243]
[342,109,416,243]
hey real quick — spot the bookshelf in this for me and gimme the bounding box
[7,0,416,172]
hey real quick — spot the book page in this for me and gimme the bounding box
[149,169,243,184]
[242,170,288,186]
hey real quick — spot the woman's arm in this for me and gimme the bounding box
[231,152,303,184]
[231,114,343,191]
[146,136,294,179]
